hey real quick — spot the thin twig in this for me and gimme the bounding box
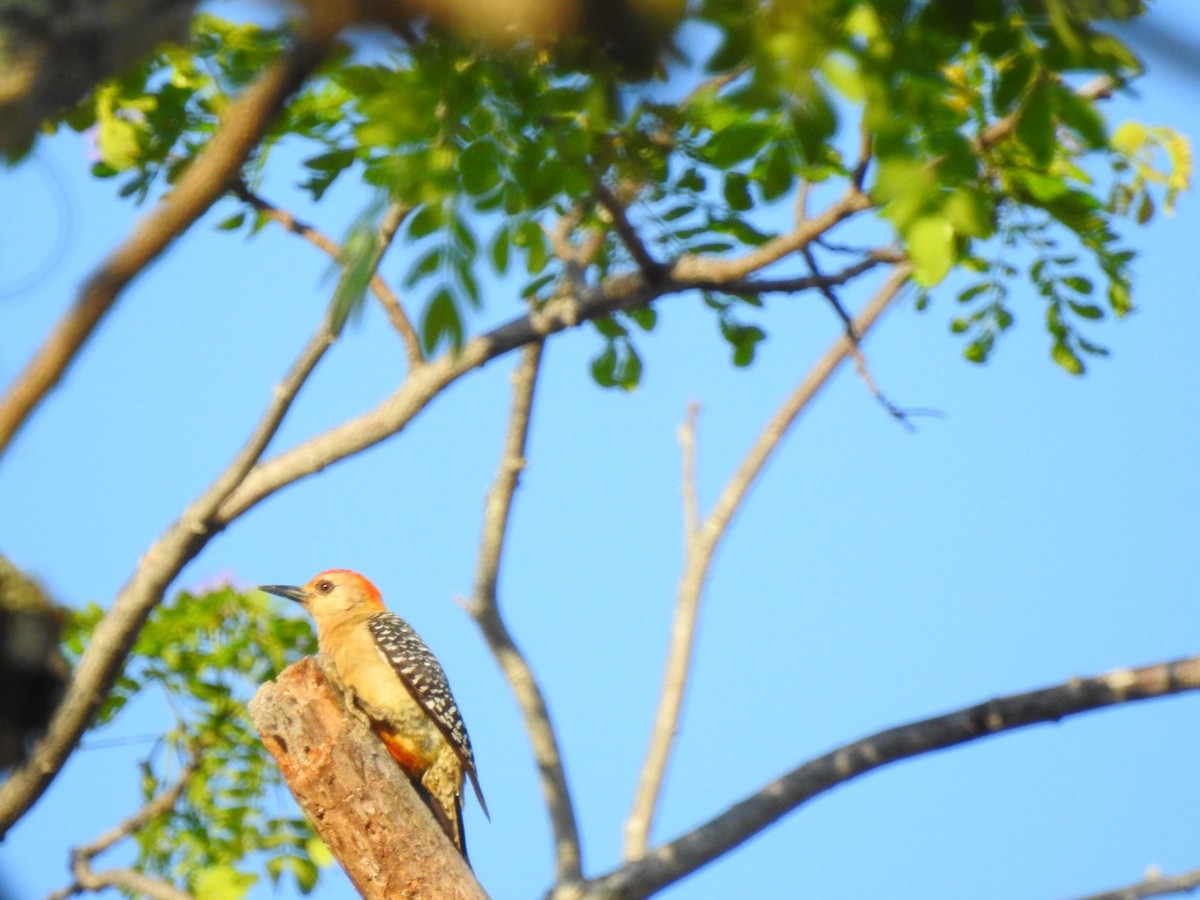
[231,182,423,366]
[802,246,913,427]
[710,249,905,295]
[621,402,700,861]
[623,265,911,860]
[465,343,583,884]
[0,319,336,836]
[575,655,1200,900]
[0,29,333,457]
[670,187,872,284]
[680,403,700,541]
[48,755,200,900]
[1074,866,1200,900]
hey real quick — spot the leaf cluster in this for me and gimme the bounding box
[63,584,327,898]
[58,1,1191,382]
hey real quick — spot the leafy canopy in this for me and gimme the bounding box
[60,1,1190,379]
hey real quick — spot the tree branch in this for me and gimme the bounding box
[622,265,911,861]
[1075,866,1200,900]
[48,753,200,900]
[231,181,424,366]
[622,402,700,861]
[574,655,1200,900]
[213,190,884,528]
[802,246,912,427]
[0,320,335,836]
[465,343,584,884]
[0,27,335,456]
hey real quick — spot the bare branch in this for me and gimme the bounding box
[679,403,700,541]
[465,344,584,884]
[211,192,890,528]
[669,188,872,284]
[48,754,200,900]
[623,265,911,861]
[576,655,1200,900]
[0,320,335,835]
[0,28,334,457]
[621,402,700,861]
[1075,866,1200,900]
[231,182,423,366]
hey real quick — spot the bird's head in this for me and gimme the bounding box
[260,569,385,619]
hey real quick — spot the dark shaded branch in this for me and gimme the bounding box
[595,181,664,278]
[802,247,912,426]
[571,655,1200,900]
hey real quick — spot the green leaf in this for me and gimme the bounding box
[706,122,772,167]
[906,216,956,286]
[723,172,753,211]
[460,140,502,196]
[1016,82,1055,166]
[421,288,464,354]
[1067,301,1104,320]
[193,866,257,900]
[1051,340,1085,375]
[490,226,510,274]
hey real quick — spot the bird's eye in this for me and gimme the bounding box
[316,580,333,593]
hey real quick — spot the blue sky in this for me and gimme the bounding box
[2,4,1200,898]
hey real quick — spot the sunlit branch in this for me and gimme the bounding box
[621,402,700,861]
[623,264,911,861]
[1074,865,1200,900]
[670,188,873,283]
[0,318,336,836]
[465,343,584,884]
[0,27,334,457]
[579,655,1200,900]
[230,182,423,366]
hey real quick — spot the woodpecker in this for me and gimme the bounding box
[261,569,487,858]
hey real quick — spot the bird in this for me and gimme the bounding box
[260,569,487,859]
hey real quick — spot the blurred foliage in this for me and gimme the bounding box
[54,2,1191,376]
[63,584,327,898]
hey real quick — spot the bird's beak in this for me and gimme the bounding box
[260,584,308,604]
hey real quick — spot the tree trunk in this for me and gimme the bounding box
[250,656,487,899]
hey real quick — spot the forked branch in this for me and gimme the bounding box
[623,264,912,860]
